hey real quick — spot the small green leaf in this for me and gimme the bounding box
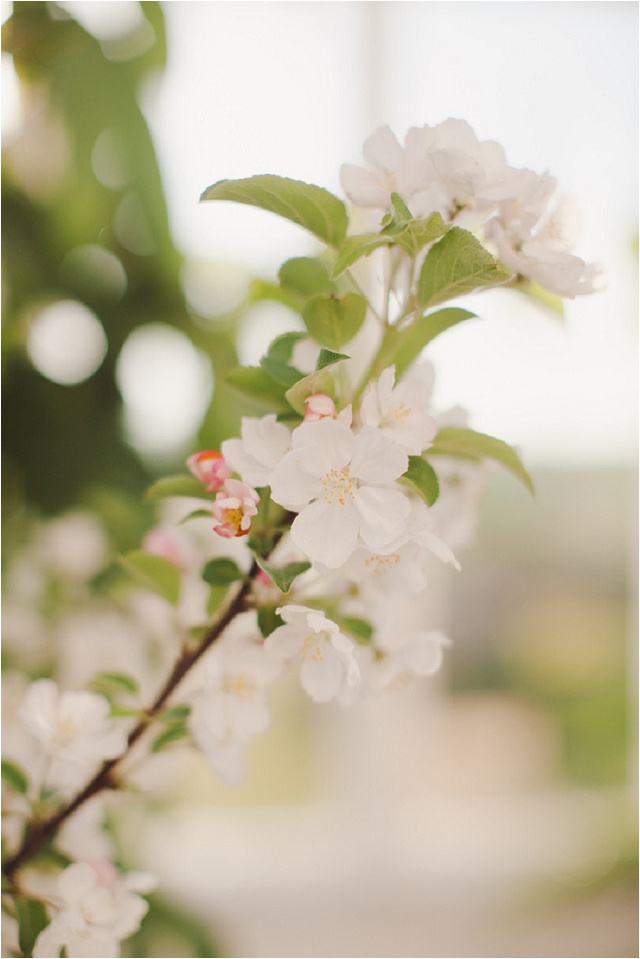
[257,606,285,638]
[303,292,367,350]
[332,233,392,277]
[267,331,307,363]
[119,551,181,605]
[151,723,189,753]
[417,228,514,308]
[374,308,477,379]
[200,175,348,248]
[249,278,304,313]
[316,349,350,371]
[226,366,292,413]
[201,557,244,586]
[278,257,335,296]
[382,199,449,255]
[340,616,374,642]
[259,355,305,389]
[285,368,335,415]
[178,509,213,524]
[145,474,208,502]
[92,672,139,695]
[162,705,191,722]
[109,705,143,718]
[15,897,49,956]
[207,585,228,618]
[428,427,534,495]
[1,760,28,794]
[401,456,440,506]
[255,558,311,593]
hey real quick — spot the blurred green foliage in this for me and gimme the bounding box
[2,1,250,542]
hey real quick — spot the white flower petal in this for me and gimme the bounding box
[353,486,410,550]
[300,646,344,702]
[290,499,360,568]
[269,451,323,508]
[350,427,408,484]
[340,163,389,208]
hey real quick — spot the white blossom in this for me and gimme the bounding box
[360,364,437,455]
[221,414,291,488]
[370,630,451,690]
[269,418,410,568]
[18,679,128,789]
[265,604,360,703]
[33,861,156,959]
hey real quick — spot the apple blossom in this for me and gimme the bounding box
[360,364,437,455]
[33,860,156,959]
[265,604,360,703]
[186,449,232,492]
[211,478,260,539]
[269,418,410,568]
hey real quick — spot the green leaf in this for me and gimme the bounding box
[303,293,367,350]
[1,760,28,795]
[15,897,49,957]
[119,551,181,605]
[332,233,392,277]
[207,585,228,618]
[178,509,213,524]
[151,723,189,753]
[417,228,514,308]
[278,257,335,296]
[382,198,449,255]
[373,308,477,379]
[162,705,191,722]
[200,175,348,248]
[109,705,143,718]
[316,349,350,371]
[340,616,374,642]
[428,427,534,495]
[226,366,292,414]
[285,368,336,415]
[257,606,284,638]
[267,332,307,363]
[92,672,139,695]
[201,557,244,586]
[249,278,304,313]
[255,558,311,593]
[401,456,440,506]
[145,474,209,502]
[259,355,305,389]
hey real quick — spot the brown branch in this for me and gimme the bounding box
[3,563,258,881]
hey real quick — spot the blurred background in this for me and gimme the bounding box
[2,2,637,956]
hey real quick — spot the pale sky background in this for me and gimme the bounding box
[4,1,638,468]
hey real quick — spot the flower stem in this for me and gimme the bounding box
[2,564,258,881]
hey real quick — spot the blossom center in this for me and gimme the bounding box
[222,507,245,535]
[319,468,355,506]
[301,635,325,661]
[384,401,410,426]
[223,673,254,698]
[365,553,400,575]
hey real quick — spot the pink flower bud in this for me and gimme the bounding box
[186,450,232,492]
[304,393,337,422]
[212,479,260,539]
[143,528,187,570]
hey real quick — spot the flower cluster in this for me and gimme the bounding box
[2,119,601,956]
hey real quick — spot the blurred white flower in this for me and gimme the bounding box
[360,364,437,455]
[33,860,156,959]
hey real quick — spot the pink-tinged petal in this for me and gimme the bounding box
[224,478,259,502]
[353,486,410,550]
[300,645,343,702]
[340,164,390,209]
[290,499,359,568]
[350,427,408,484]
[304,393,337,421]
[270,452,323,508]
